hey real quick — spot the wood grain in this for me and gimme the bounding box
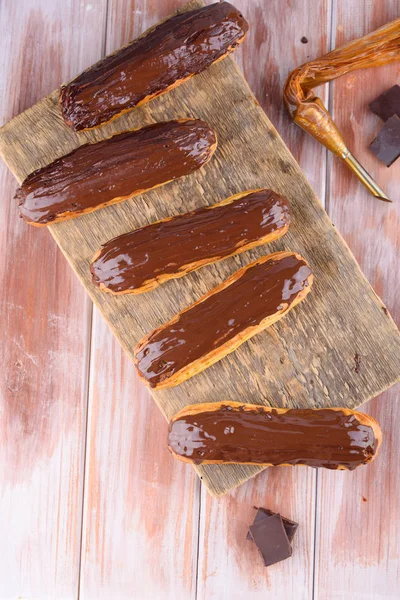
[0,0,106,598]
[79,308,200,599]
[1,0,399,498]
[315,2,400,598]
[197,468,316,600]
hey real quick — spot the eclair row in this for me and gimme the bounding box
[14,116,309,394]
[14,2,384,476]
[17,2,249,224]
[14,2,313,393]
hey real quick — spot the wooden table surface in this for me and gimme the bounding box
[1,1,399,598]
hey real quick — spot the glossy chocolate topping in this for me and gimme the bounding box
[135,254,311,387]
[16,120,216,226]
[61,2,248,131]
[91,190,290,293]
[168,406,379,469]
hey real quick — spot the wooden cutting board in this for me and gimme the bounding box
[1,0,400,497]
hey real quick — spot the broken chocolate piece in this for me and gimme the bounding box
[249,513,292,567]
[369,84,400,122]
[246,507,298,542]
[369,114,400,167]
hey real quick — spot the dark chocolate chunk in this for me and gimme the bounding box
[369,85,400,122]
[249,513,293,567]
[246,507,298,542]
[369,115,400,167]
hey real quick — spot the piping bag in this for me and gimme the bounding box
[284,17,400,203]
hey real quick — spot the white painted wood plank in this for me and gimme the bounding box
[0,0,106,598]
[315,1,400,598]
[79,308,200,599]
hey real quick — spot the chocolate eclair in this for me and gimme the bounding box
[91,189,291,294]
[134,251,313,389]
[168,401,382,470]
[16,119,217,226]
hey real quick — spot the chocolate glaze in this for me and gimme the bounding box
[135,254,312,387]
[168,406,379,469]
[16,120,216,226]
[60,2,248,131]
[91,189,291,294]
